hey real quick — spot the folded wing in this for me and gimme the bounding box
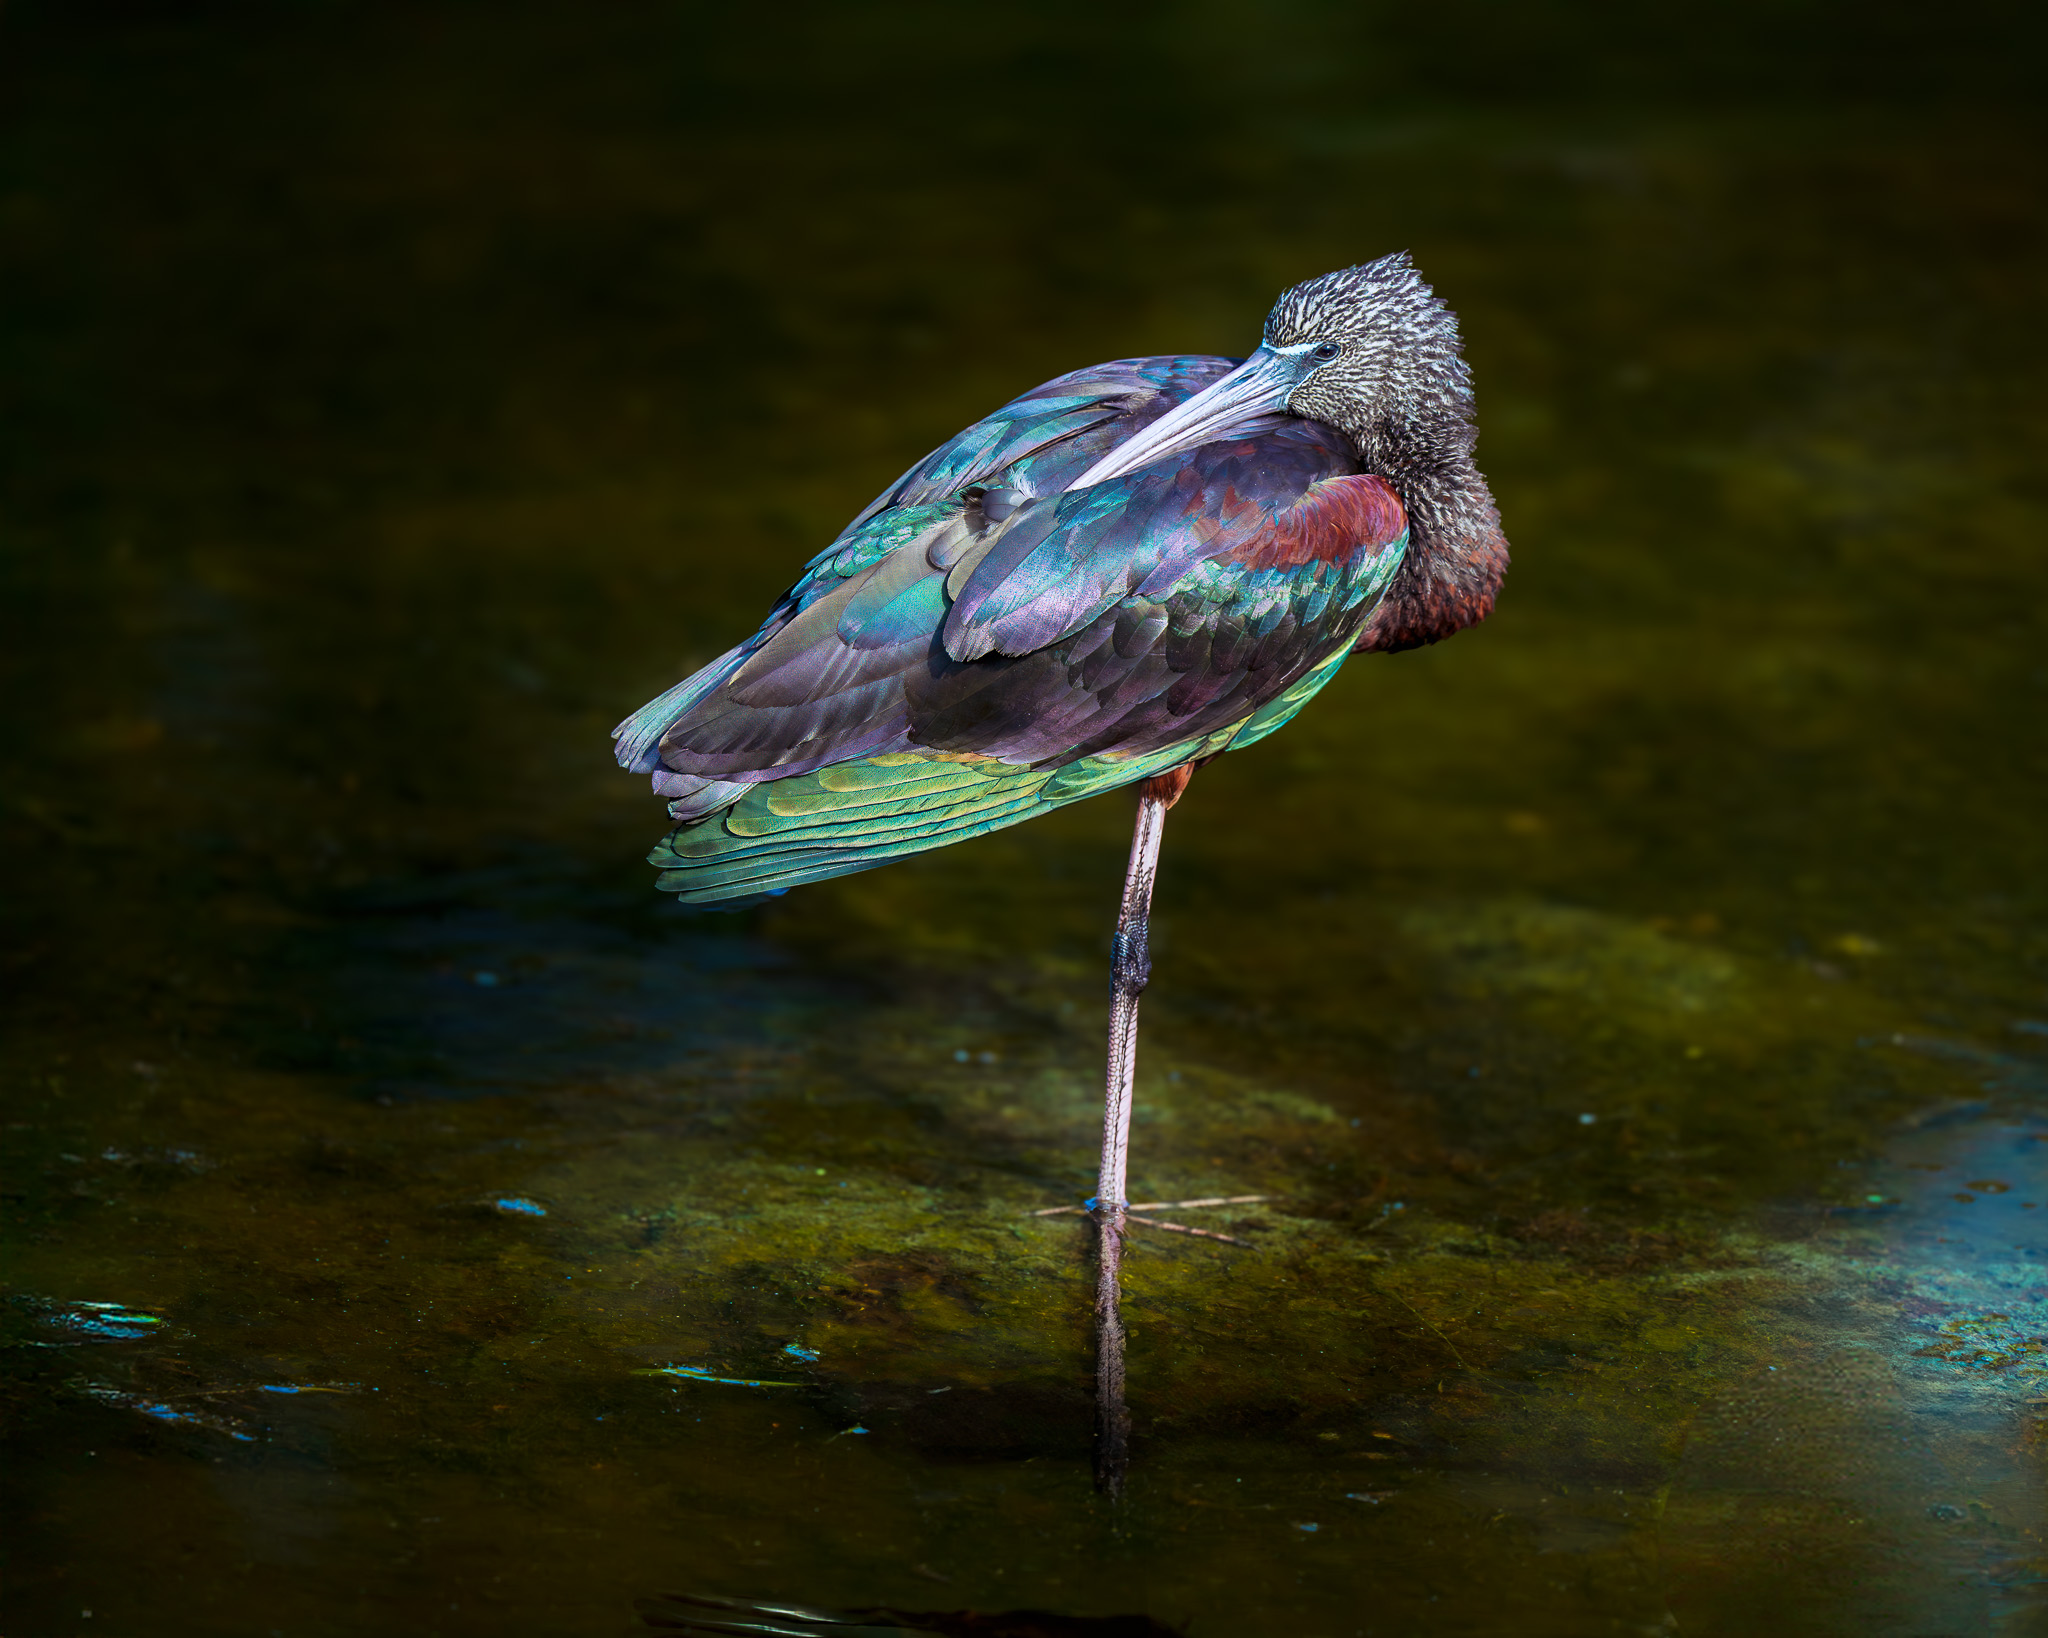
[615,360,1410,904]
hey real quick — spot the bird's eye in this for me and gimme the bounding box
[1309,342,1341,362]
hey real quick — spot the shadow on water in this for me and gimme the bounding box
[3,1,2047,1634]
[295,856,846,1101]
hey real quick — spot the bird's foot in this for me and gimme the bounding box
[1027,1193,1266,1247]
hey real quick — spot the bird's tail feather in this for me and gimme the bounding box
[612,642,753,774]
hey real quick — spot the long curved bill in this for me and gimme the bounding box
[1067,345,1301,491]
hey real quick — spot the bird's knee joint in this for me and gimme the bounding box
[1110,929,1150,991]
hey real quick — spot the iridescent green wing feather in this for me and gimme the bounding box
[624,361,1411,907]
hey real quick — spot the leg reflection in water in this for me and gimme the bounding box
[1092,1206,1132,1498]
[637,1591,1184,1636]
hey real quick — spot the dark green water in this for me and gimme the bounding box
[4,5,2046,1634]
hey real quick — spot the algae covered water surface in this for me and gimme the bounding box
[3,5,2046,1634]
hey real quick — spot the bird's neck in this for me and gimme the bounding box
[1350,413,1508,654]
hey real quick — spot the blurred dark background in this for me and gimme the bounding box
[3,0,2042,1049]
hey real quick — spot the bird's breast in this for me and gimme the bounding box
[1219,473,1407,572]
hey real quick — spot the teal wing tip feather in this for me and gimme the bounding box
[641,630,1364,910]
[647,757,1053,907]
[664,885,790,915]
[641,686,1338,909]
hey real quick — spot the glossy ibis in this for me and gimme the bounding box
[615,252,1507,1479]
